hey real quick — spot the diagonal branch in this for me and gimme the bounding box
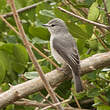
[14,98,49,108]
[3,0,50,18]
[0,52,110,108]
[94,31,110,51]
[102,0,110,24]
[58,7,110,31]
[8,0,63,110]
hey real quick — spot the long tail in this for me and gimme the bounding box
[73,72,83,93]
[68,64,83,93]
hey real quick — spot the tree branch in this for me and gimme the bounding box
[3,0,50,18]
[58,7,110,31]
[14,98,49,108]
[8,0,63,110]
[94,31,110,51]
[41,97,71,110]
[0,52,110,108]
[14,98,89,110]
[102,0,110,24]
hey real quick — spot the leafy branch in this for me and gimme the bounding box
[58,7,110,31]
[0,51,110,108]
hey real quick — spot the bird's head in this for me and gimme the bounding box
[43,18,68,35]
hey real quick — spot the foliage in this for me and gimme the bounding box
[0,0,110,110]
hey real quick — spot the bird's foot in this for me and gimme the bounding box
[56,67,69,78]
[56,67,64,72]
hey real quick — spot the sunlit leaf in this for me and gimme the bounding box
[24,72,39,79]
[88,2,99,21]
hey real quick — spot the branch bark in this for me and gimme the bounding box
[0,52,110,108]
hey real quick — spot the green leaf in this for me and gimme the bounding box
[39,10,55,18]
[0,0,7,14]
[94,96,110,110]
[104,33,110,46]
[0,43,28,75]
[96,0,103,5]
[87,88,100,97]
[15,0,28,9]
[88,2,99,21]
[32,37,49,44]
[24,72,39,79]
[41,66,50,73]
[0,42,5,46]
[12,44,28,73]
[35,2,54,23]
[67,23,89,39]
[106,0,110,13]
[0,50,9,84]
[6,104,14,110]
[85,0,96,6]
[88,39,98,50]
[56,80,72,99]
[54,6,76,22]
[86,72,97,81]
[0,58,6,84]
[29,25,50,40]
[1,83,9,91]
[97,105,110,110]
[77,23,93,39]
[77,39,85,54]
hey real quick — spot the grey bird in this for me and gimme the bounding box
[43,18,83,92]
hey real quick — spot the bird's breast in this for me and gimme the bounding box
[50,36,65,64]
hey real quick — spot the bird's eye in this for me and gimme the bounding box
[51,24,55,27]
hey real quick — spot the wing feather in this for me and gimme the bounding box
[53,37,80,70]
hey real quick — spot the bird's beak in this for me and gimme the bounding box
[42,23,50,27]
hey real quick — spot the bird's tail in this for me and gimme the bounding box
[67,64,83,92]
[73,73,83,93]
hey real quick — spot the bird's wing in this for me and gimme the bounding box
[53,36,80,74]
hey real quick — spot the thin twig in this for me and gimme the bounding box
[80,98,94,105]
[98,95,109,105]
[55,92,72,108]
[3,0,50,18]
[71,88,81,109]
[34,93,52,110]
[58,7,110,30]
[73,94,81,109]
[65,0,84,17]
[14,98,49,107]
[8,0,63,110]
[102,0,110,24]
[39,92,55,108]
[94,31,110,51]
[64,107,89,110]
[41,97,72,110]
[14,98,89,110]
[0,15,59,68]
[0,15,20,35]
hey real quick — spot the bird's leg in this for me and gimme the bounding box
[56,67,64,72]
[56,63,65,71]
[57,63,69,74]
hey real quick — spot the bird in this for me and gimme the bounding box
[43,18,83,93]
